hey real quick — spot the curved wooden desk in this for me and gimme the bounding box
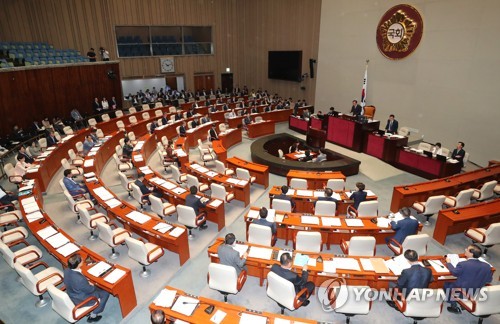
[226,157,269,188]
[247,120,275,138]
[286,170,346,190]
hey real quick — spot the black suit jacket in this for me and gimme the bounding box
[185,194,206,214]
[397,264,433,297]
[179,125,186,136]
[209,128,218,141]
[351,104,362,116]
[64,268,96,306]
[19,152,34,164]
[351,190,367,209]
[315,196,338,207]
[385,119,399,133]
[47,135,58,147]
[271,264,309,293]
[134,179,151,195]
[451,148,466,168]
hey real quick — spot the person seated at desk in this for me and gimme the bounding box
[254,207,277,235]
[274,185,295,210]
[222,103,229,111]
[250,106,258,114]
[300,150,313,162]
[190,118,199,128]
[271,252,314,306]
[264,105,272,112]
[350,100,362,116]
[314,148,327,162]
[14,154,30,179]
[243,113,252,128]
[47,130,59,147]
[200,114,211,124]
[150,120,159,134]
[351,182,367,210]
[179,121,187,137]
[121,137,134,161]
[386,249,433,309]
[445,244,493,314]
[164,140,180,167]
[89,128,99,143]
[210,105,218,113]
[0,185,18,211]
[289,141,301,153]
[18,146,34,164]
[432,142,443,156]
[451,141,466,168]
[302,109,311,120]
[82,135,95,155]
[63,169,95,202]
[386,207,418,245]
[174,111,183,121]
[208,124,219,141]
[315,110,324,119]
[28,141,41,158]
[218,233,248,275]
[185,185,208,230]
[151,310,165,324]
[327,106,337,116]
[161,112,169,125]
[314,188,338,207]
[135,173,163,203]
[64,254,110,323]
[385,114,399,134]
[186,107,196,118]
[227,109,237,118]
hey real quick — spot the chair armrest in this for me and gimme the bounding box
[388,238,403,254]
[13,249,42,264]
[413,201,426,213]
[392,289,407,312]
[108,222,117,229]
[73,296,99,321]
[340,239,349,254]
[112,230,131,245]
[347,205,357,218]
[36,272,64,293]
[1,228,26,241]
[9,175,23,183]
[465,228,486,243]
[445,196,456,206]
[454,288,476,312]
[237,270,247,291]
[27,260,49,270]
[293,287,310,309]
[0,204,17,211]
[89,215,109,228]
[163,205,173,215]
[195,212,207,226]
[8,239,29,248]
[74,200,93,212]
[72,193,86,200]
[146,245,164,263]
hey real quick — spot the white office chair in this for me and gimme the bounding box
[75,141,84,155]
[54,132,62,142]
[495,184,500,195]
[340,236,376,256]
[76,204,109,240]
[118,171,134,198]
[146,122,152,133]
[444,189,475,208]
[248,223,274,246]
[198,146,216,166]
[347,200,378,218]
[326,179,345,191]
[236,168,256,184]
[0,239,42,269]
[208,263,247,302]
[187,174,209,192]
[150,195,176,219]
[463,152,470,166]
[101,114,110,122]
[388,234,430,256]
[96,222,131,259]
[125,236,164,278]
[278,149,285,159]
[63,126,74,135]
[272,199,291,212]
[38,138,48,151]
[116,120,125,132]
[219,124,227,132]
[255,116,263,122]
[176,205,206,239]
[115,110,124,118]
[14,262,64,307]
[113,153,133,172]
[127,131,138,145]
[47,284,100,323]
[464,223,500,258]
[169,106,177,113]
[68,149,84,166]
[417,142,432,151]
[392,288,444,323]
[398,127,410,137]
[142,112,150,120]
[87,118,97,128]
[0,210,22,231]
[266,271,310,314]
[210,183,234,203]
[63,190,94,223]
[411,195,446,225]
[332,283,373,323]
[170,164,187,184]
[61,158,83,176]
[294,231,322,253]
[315,201,336,216]
[215,160,234,176]
[441,147,450,157]
[472,180,497,201]
[155,109,163,116]
[128,116,138,125]
[0,226,29,245]
[131,183,150,210]
[4,163,22,187]
[290,178,308,189]
[457,285,500,324]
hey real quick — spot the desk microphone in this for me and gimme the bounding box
[181,301,215,314]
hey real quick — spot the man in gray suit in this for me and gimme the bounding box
[217,233,248,275]
[64,254,110,322]
[254,207,277,235]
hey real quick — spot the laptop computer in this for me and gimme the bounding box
[436,154,447,162]
[423,150,433,158]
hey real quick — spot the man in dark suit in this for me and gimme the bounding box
[301,150,313,162]
[179,121,187,137]
[254,207,277,235]
[385,114,399,134]
[289,141,301,153]
[271,252,314,305]
[217,233,248,275]
[208,125,219,141]
[46,131,59,147]
[185,185,208,229]
[386,207,419,244]
[350,100,362,116]
[350,182,367,210]
[0,185,18,210]
[174,111,183,121]
[209,105,218,113]
[314,188,338,207]
[18,146,34,164]
[243,114,252,128]
[387,249,432,308]
[445,244,492,314]
[200,114,211,124]
[451,142,466,168]
[64,254,109,322]
[274,185,295,210]
[134,173,162,201]
[161,112,169,125]
[250,106,258,114]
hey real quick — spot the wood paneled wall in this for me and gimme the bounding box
[0,63,122,136]
[0,0,321,123]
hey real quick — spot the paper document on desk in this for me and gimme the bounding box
[139,166,153,174]
[226,178,239,184]
[345,219,364,227]
[83,159,94,167]
[26,211,44,223]
[56,242,80,257]
[238,180,248,186]
[37,226,57,240]
[175,149,187,157]
[84,172,96,178]
[210,309,227,324]
[209,199,223,208]
[294,253,310,267]
[385,254,411,275]
[262,209,276,222]
[360,258,374,271]
[88,261,112,277]
[197,167,209,173]
[285,189,295,196]
[321,217,341,227]
[171,296,199,316]
[446,254,467,267]
[295,153,305,158]
[314,191,326,197]
[370,258,390,274]
[104,268,126,284]
[134,141,144,150]
[332,258,361,271]
[153,222,173,234]
[26,166,40,173]
[376,217,391,228]
[21,197,36,206]
[239,313,267,324]
[126,211,151,224]
[301,215,320,225]
[428,259,449,273]
[133,155,143,162]
[233,244,249,257]
[46,233,70,249]
[247,209,259,219]
[296,190,313,197]
[169,227,185,238]
[150,177,166,185]
[206,171,218,178]
[322,260,336,273]
[275,213,285,223]
[93,187,114,201]
[190,163,202,170]
[104,198,121,208]
[90,147,99,152]
[153,288,177,308]
[172,187,187,195]
[85,177,98,182]
[248,246,273,260]
[23,203,39,214]
[160,181,177,190]
[274,319,292,324]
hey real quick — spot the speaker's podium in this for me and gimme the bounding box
[306,127,326,148]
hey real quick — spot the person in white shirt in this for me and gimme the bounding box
[14,154,30,179]
[101,98,109,110]
[228,109,237,118]
[432,142,443,156]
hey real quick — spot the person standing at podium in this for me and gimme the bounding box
[385,114,399,134]
[350,100,362,116]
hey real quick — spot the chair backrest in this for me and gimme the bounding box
[398,127,410,137]
[149,195,165,217]
[278,149,284,158]
[326,179,345,191]
[215,160,227,174]
[38,138,47,150]
[142,104,150,110]
[129,107,137,114]
[63,190,77,213]
[208,263,238,294]
[68,149,78,161]
[197,139,205,147]
[54,132,62,142]
[334,285,372,315]
[236,168,251,180]
[484,223,500,246]
[61,158,71,169]
[115,144,123,156]
[176,205,197,227]
[0,240,15,267]
[115,110,124,117]
[454,189,475,207]
[290,178,308,189]
[272,199,291,212]
[219,124,227,132]
[417,142,432,151]
[128,131,136,141]
[96,128,104,138]
[76,204,94,230]
[255,116,263,122]
[478,180,497,200]
[116,120,125,130]
[347,236,376,256]
[146,123,152,133]
[101,114,110,122]
[170,165,183,182]
[14,262,40,295]
[472,285,500,316]
[248,224,272,246]
[169,106,177,113]
[63,126,73,135]
[47,284,81,323]
[142,112,150,120]
[155,109,163,117]
[441,147,450,157]
[88,118,97,127]
[176,126,180,135]
[96,222,115,247]
[403,289,443,318]
[357,200,378,217]
[210,183,227,201]
[119,138,125,147]
[130,183,144,205]
[314,201,336,216]
[295,231,322,253]
[186,174,200,189]
[161,136,169,146]
[75,141,83,153]
[463,152,470,164]
[118,172,131,192]
[125,237,149,264]
[402,234,430,256]
[4,163,15,177]
[129,116,137,124]
[363,105,376,119]
[267,271,297,311]
[423,195,446,214]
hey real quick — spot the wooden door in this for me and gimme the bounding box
[221,73,233,93]
[165,76,177,91]
[194,74,215,92]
